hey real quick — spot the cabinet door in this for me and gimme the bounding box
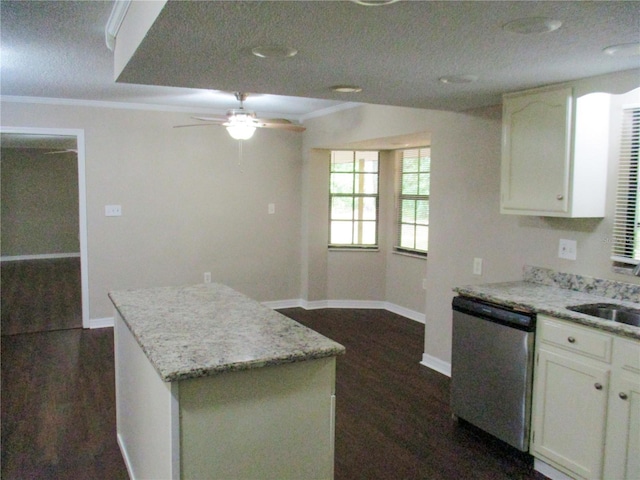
[532,348,609,479]
[501,87,572,214]
[604,338,640,480]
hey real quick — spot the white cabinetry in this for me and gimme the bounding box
[603,337,640,480]
[531,315,640,479]
[501,86,610,217]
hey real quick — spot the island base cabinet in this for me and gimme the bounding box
[179,358,336,480]
[115,312,338,480]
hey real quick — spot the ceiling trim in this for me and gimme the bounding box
[299,102,363,122]
[0,95,306,120]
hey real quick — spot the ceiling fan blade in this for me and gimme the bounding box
[257,122,306,132]
[191,116,229,122]
[253,117,306,132]
[44,149,77,154]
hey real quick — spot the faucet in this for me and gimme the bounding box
[633,264,640,276]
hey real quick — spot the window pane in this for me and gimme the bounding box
[357,221,377,245]
[403,157,419,173]
[400,224,415,249]
[357,173,378,194]
[416,225,429,251]
[419,173,430,195]
[355,152,379,173]
[402,173,419,195]
[402,199,416,223]
[331,151,354,172]
[330,173,353,194]
[416,199,429,225]
[353,197,377,220]
[420,155,431,172]
[331,221,352,244]
[331,197,353,220]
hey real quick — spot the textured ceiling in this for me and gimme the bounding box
[1,0,639,122]
[117,0,640,112]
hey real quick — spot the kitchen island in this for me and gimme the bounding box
[109,283,345,480]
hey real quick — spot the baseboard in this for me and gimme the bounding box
[421,353,451,377]
[384,303,425,324]
[0,252,81,262]
[261,299,303,309]
[533,458,575,480]
[90,317,114,329]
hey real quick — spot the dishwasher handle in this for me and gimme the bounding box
[452,296,535,331]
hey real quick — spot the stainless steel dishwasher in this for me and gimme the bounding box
[451,295,536,452]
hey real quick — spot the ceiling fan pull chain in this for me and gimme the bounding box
[238,139,244,171]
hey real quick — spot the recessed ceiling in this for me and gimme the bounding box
[1,1,638,120]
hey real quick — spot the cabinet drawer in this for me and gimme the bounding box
[539,317,612,362]
[614,337,640,373]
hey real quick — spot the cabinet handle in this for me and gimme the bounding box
[595,383,603,390]
[619,392,628,400]
[557,194,564,200]
[567,336,576,343]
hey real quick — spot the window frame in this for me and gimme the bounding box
[328,150,380,249]
[395,147,430,257]
[612,104,640,267]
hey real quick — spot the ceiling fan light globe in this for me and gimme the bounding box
[226,124,257,140]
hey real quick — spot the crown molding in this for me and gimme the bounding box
[105,0,132,51]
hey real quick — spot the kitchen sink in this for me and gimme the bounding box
[566,303,640,327]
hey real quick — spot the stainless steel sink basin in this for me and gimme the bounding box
[566,303,640,327]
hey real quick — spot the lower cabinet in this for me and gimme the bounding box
[531,316,640,480]
[603,337,640,480]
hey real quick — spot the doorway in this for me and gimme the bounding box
[0,127,89,332]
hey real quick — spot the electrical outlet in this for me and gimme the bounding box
[473,258,483,275]
[268,203,275,214]
[204,272,211,283]
[422,278,427,290]
[558,239,577,260]
[105,204,122,217]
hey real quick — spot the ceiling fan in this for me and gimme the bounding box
[43,148,77,155]
[175,92,306,140]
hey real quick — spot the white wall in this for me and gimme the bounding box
[1,100,303,320]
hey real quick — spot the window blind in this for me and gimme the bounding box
[611,106,640,264]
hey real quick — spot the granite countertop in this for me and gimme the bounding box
[109,283,345,382]
[454,281,640,341]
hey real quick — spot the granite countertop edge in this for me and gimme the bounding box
[108,284,346,383]
[454,281,640,341]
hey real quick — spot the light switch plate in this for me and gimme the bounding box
[558,239,577,260]
[473,257,483,275]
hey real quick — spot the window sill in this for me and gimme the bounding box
[328,247,380,252]
[612,265,638,277]
[392,250,428,260]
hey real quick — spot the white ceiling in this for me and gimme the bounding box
[1,0,639,123]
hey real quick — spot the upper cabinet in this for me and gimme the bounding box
[500,85,610,217]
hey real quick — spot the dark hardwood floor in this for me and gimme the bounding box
[1,258,82,335]
[1,261,546,480]
[1,328,128,479]
[279,308,547,480]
